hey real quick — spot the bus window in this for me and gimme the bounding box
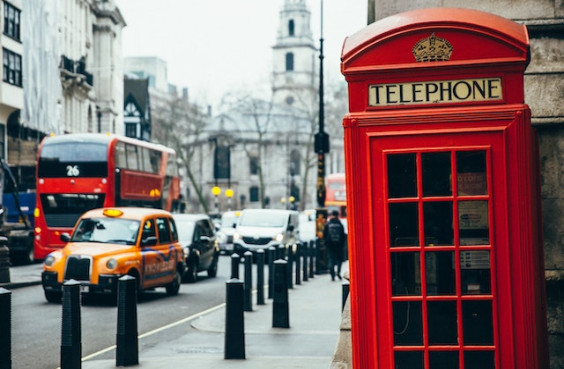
[115,142,126,168]
[150,150,161,173]
[141,147,152,173]
[126,144,139,171]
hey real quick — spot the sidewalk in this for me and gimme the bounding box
[4,261,347,369]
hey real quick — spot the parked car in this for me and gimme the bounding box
[216,210,241,254]
[41,207,185,303]
[233,209,300,259]
[173,213,220,283]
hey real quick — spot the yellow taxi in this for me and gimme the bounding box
[41,207,185,303]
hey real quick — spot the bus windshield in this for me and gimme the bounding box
[38,142,108,177]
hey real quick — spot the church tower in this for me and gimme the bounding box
[272,0,317,108]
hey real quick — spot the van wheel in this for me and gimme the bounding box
[166,270,181,296]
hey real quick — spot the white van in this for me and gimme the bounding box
[233,209,299,257]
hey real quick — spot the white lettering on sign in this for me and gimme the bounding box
[368,78,502,106]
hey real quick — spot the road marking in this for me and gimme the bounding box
[79,302,226,362]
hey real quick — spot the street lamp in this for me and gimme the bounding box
[225,188,234,211]
[211,186,221,214]
[314,0,329,274]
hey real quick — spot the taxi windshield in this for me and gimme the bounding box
[71,217,140,245]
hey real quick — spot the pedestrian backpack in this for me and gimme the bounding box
[327,221,342,243]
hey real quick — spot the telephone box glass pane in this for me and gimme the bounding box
[393,301,423,345]
[460,251,491,295]
[458,201,489,245]
[429,351,459,369]
[462,300,493,345]
[390,202,419,246]
[428,301,458,345]
[395,351,423,369]
[426,252,455,295]
[457,151,487,196]
[388,153,417,198]
[464,351,495,369]
[422,152,452,196]
[424,201,453,246]
[392,252,421,296]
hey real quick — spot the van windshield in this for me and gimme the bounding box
[239,212,287,228]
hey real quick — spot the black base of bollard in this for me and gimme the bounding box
[0,288,12,369]
[225,279,245,360]
[272,260,290,328]
[61,280,82,369]
[116,275,139,367]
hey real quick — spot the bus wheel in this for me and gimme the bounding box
[166,270,181,296]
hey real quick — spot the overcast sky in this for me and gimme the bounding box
[115,0,368,110]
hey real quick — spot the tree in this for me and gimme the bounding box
[151,92,211,213]
[219,91,276,208]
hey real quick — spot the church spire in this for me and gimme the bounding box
[272,0,317,107]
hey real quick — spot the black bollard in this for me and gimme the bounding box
[267,247,275,299]
[342,280,350,312]
[0,288,11,369]
[256,249,265,305]
[60,280,81,369]
[243,251,253,312]
[116,275,138,367]
[0,245,10,283]
[225,279,245,360]
[287,244,293,289]
[276,244,284,260]
[302,242,309,282]
[231,253,241,279]
[295,243,301,285]
[309,240,315,278]
[272,259,289,328]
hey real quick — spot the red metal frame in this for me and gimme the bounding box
[341,8,548,369]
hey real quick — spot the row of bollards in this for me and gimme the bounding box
[223,241,318,360]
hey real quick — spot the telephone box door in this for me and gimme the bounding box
[371,131,511,369]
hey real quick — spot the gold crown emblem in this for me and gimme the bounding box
[412,33,453,62]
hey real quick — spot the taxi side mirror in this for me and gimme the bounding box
[142,236,157,246]
[60,233,71,242]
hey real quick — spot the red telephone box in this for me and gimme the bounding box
[341,8,548,369]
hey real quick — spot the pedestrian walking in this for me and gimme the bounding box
[323,210,346,281]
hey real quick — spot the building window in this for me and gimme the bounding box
[125,123,137,138]
[250,156,259,175]
[285,53,294,72]
[3,2,20,41]
[249,186,259,202]
[288,19,295,36]
[3,48,21,86]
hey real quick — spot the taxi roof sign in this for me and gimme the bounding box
[103,209,124,218]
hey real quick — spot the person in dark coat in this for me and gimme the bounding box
[323,210,346,281]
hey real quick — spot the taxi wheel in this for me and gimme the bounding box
[166,270,181,296]
[44,290,62,303]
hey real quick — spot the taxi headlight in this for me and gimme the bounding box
[44,254,56,267]
[106,258,118,270]
[274,233,284,242]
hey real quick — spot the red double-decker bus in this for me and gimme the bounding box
[34,133,180,260]
[326,172,347,220]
